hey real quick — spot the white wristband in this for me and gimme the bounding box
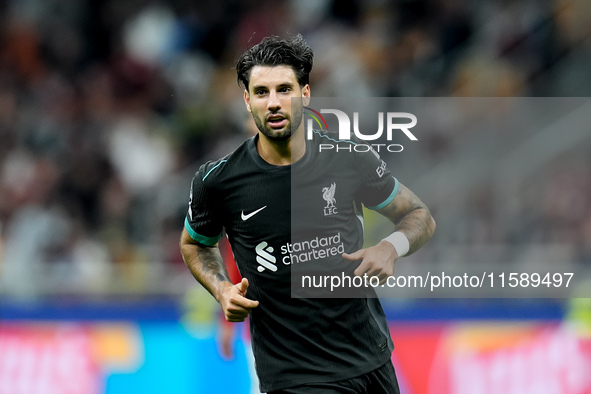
[381,231,410,257]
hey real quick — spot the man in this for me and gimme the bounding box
[180,35,435,393]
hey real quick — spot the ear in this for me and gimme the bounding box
[244,89,251,112]
[302,84,311,106]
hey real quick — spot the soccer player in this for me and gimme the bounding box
[180,35,435,393]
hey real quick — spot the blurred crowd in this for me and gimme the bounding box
[1,0,590,298]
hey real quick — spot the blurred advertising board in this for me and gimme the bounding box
[391,322,591,394]
[1,298,590,394]
[0,320,252,394]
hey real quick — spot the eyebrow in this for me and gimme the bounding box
[251,82,295,91]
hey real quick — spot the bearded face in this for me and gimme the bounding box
[245,65,309,141]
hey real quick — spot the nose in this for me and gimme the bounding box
[267,90,281,111]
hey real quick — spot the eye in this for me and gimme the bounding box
[279,86,291,93]
[254,89,267,96]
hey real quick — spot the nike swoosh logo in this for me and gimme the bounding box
[241,206,267,221]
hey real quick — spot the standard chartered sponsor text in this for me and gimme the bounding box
[281,233,344,265]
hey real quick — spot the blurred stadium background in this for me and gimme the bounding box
[1,0,591,393]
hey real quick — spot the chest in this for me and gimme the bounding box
[221,168,361,241]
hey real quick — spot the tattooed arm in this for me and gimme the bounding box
[375,183,436,255]
[343,183,435,282]
[180,228,258,322]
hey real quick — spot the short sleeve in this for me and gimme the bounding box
[354,147,399,210]
[184,163,223,246]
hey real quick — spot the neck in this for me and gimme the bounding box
[256,127,306,166]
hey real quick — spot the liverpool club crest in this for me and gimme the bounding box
[322,183,338,216]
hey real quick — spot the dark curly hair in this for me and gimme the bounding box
[236,34,313,90]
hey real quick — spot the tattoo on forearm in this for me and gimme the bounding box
[380,183,435,255]
[181,242,231,299]
[197,247,230,283]
[396,209,433,254]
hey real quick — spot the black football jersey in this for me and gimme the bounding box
[186,132,398,392]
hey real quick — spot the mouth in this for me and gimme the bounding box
[267,114,288,129]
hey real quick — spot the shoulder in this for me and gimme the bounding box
[195,138,253,185]
[198,155,231,183]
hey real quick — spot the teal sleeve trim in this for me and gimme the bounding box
[367,177,399,211]
[184,217,222,246]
